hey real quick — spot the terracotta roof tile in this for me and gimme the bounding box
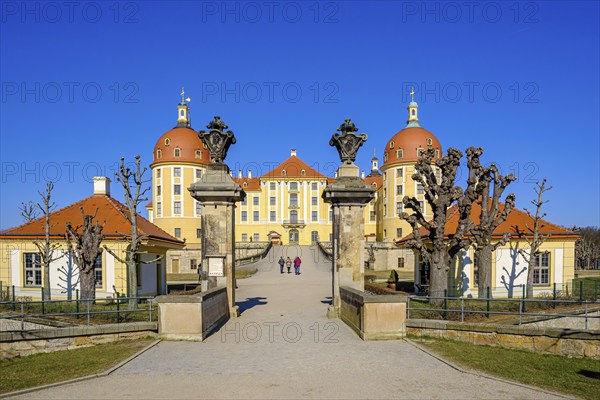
[0,195,183,245]
[233,178,261,191]
[397,201,578,243]
[364,175,383,189]
[262,155,327,179]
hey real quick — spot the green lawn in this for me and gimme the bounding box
[414,338,600,400]
[0,339,154,394]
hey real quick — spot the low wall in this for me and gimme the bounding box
[407,319,600,359]
[236,242,272,267]
[0,322,157,359]
[340,286,407,340]
[155,286,229,340]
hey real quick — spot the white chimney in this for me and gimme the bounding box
[290,149,297,157]
[93,176,111,196]
[248,170,252,179]
[238,170,242,179]
[361,170,365,178]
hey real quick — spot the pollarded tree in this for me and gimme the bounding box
[18,201,39,222]
[31,182,64,300]
[104,156,155,310]
[401,147,484,299]
[518,179,552,299]
[65,207,105,301]
[470,164,516,298]
[574,226,600,270]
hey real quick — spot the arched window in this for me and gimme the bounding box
[411,109,416,116]
[301,169,306,176]
[165,138,171,146]
[174,148,181,157]
[427,138,433,146]
[157,149,162,159]
[384,153,388,162]
[195,150,201,159]
[390,141,395,149]
[397,149,403,158]
[282,169,286,176]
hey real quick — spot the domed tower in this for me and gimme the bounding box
[148,89,210,273]
[379,91,442,242]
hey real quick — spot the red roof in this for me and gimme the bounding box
[397,201,578,243]
[233,177,261,191]
[364,175,383,189]
[1,195,184,246]
[151,127,210,166]
[383,127,442,167]
[262,155,327,179]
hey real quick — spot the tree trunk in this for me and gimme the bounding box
[79,266,96,301]
[429,245,448,305]
[476,245,493,299]
[525,259,535,299]
[127,254,138,310]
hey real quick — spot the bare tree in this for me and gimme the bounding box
[32,182,63,300]
[574,227,600,270]
[19,201,39,222]
[401,147,484,299]
[104,156,153,310]
[470,164,516,298]
[65,207,105,301]
[518,179,552,299]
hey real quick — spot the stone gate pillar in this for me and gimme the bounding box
[189,116,245,317]
[323,119,374,318]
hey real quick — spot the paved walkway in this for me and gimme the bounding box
[14,246,567,399]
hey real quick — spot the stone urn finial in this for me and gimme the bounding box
[329,118,368,165]
[198,116,236,163]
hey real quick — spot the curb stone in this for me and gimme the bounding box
[406,339,579,400]
[0,340,161,399]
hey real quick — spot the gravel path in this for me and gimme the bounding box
[13,246,568,399]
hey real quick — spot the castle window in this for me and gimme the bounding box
[253,233,260,242]
[290,182,298,191]
[397,185,403,195]
[417,183,424,195]
[174,148,181,157]
[94,255,103,288]
[196,201,202,215]
[417,148,425,157]
[372,183,377,188]
[311,182,317,190]
[243,182,248,188]
[157,185,161,196]
[270,211,276,221]
[312,196,317,206]
[174,201,181,214]
[174,228,181,238]
[301,170,306,176]
[533,252,550,285]
[24,253,41,286]
[196,228,202,238]
[427,138,433,146]
[253,197,259,206]
[253,211,259,221]
[195,150,201,159]
[435,149,440,158]
[190,259,197,270]
[174,184,181,195]
[396,202,403,215]
[174,167,181,177]
[270,196,276,205]
[396,228,403,239]
[165,138,171,146]
[157,169,161,178]
[411,109,416,116]
[157,202,162,216]
[390,141,395,149]
[241,233,248,242]
[312,211,318,221]
[397,149,403,159]
[384,153,388,162]
[241,211,247,222]
[282,169,286,176]
[396,168,403,178]
[157,149,162,159]
[196,169,202,179]
[270,182,276,190]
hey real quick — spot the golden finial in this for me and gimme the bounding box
[181,87,185,103]
[410,87,415,102]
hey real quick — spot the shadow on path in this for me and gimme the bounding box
[321,296,332,305]
[237,296,268,314]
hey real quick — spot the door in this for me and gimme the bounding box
[289,229,299,245]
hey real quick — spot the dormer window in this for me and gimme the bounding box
[243,182,248,188]
[195,150,201,159]
[384,153,388,162]
[435,149,440,158]
[165,138,171,146]
[372,183,377,188]
[301,170,305,176]
[157,149,162,159]
[427,138,433,146]
[417,148,425,157]
[397,149,403,158]
[203,143,207,149]
[174,148,181,157]
[282,169,286,177]
[390,141,395,149]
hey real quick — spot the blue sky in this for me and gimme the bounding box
[1,1,599,230]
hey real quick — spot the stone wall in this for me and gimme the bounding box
[340,286,407,340]
[365,242,415,272]
[407,319,600,359]
[0,322,157,359]
[155,286,229,340]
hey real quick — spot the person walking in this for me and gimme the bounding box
[278,256,285,274]
[294,256,302,275]
[285,257,292,274]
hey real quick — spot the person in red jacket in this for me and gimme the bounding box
[293,256,302,275]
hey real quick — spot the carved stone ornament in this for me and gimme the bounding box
[329,118,368,165]
[198,116,236,163]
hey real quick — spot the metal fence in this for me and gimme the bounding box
[407,295,600,330]
[0,296,155,333]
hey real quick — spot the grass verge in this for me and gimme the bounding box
[236,268,258,279]
[413,337,600,400]
[0,339,154,394]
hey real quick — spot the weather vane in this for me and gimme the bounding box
[410,86,415,102]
